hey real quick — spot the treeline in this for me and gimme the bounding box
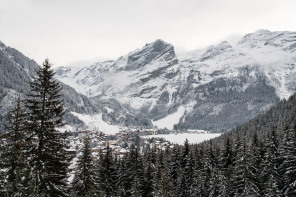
[69,121,296,196]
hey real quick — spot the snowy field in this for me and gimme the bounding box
[143,133,221,145]
[70,112,121,135]
[152,106,185,130]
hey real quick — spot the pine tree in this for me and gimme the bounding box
[71,136,97,197]
[232,137,260,196]
[281,120,296,195]
[143,160,154,197]
[250,131,264,195]
[25,59,69,196]
[3,98,32,196]
[130,147,145,197]
[98,145,116,196]
[209,166,220,197]
[154,149,164,194]
[191,145,202,196]
[115,154,132,197]
[216,171,230,197]
[131,175,142,197]
[155,150,175,197]
[116,158,128,197]
[0,121,8,196]
[265,174,282,197]
[261,148,282,196]
[181,138,190,168]
[184,152,194,196]
[261,126,282,195]
[176,171,187,197]
[169,145,181,188]
[219,136,234,195]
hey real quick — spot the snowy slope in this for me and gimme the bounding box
[71,112,121,135]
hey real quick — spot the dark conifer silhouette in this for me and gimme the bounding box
[25,59,69,196]
[71,135,97,196]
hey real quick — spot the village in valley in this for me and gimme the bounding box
[64,128,208,160]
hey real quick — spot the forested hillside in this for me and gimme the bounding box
[68,92,296,196]
[1,56,296,196]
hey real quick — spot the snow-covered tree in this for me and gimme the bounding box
[71,136,97,196]
[155,150,174,197]
[25,59,69,196]
[142,158,154,197]
[261,127,282,194]
[97,145,116,196]
[232,137,260,196]
[218,137,234,195]
[280,120,296,195]
[0,107,8,196]
[250,131,264,195]
[3,98,32,196]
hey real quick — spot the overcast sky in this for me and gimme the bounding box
[1,0,296,67]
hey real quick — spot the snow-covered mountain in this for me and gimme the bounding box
[0,41,152,133]
[55,30,296,132]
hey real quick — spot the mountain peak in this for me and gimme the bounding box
[124,39,176,70]
[238,29,273,47]
[144,39,173,52]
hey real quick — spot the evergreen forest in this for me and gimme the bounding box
[1,59,296,196]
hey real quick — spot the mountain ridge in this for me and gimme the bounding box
[55,29,296,132]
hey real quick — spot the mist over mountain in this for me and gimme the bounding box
[55,30,296,132]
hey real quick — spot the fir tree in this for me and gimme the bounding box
[71,136,97,197]
[216,171,230,197]
[265,174,282,197]
[3,97,32,196]
[142,158,154,197]
[169,145,181,188]
[131,175,142,197]
[181,138,190,168]
[25,59,69,196]
[0,119,8,196]
[261,126,282,194]
[98,145,116,196]
[281,120,296,195]
[130,147,145,197]
[116,154,132,197]
[219,136,234,195]
[232,137,260,196]
[250,131,264,195]
[184,152,194,196]
[154,149,165,194]
[208,166,220,197]
[155,150,175,197]
[115,158,128,197]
